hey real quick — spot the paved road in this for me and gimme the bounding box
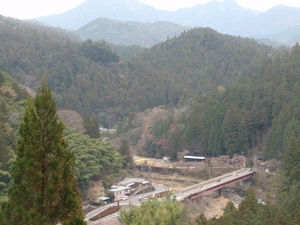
[85,184,167,221]
[175,168,254,201]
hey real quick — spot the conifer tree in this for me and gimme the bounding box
[119,139,134,170]
[1,78,86,225]
[84,114,100,139]
[170,127,181,160]
[223,201,236,215]
[284,135,300,185]
[0,71,4,86]
[195,213,208,225]
[242,188,258,214]
[0,122,8,170]
[222,104,240,156]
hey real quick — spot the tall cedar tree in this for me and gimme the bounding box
[0,121,8,170]
[284,135,300,185]
[84,114,100,139]
[1,79,86,225]
[119,139,134,170]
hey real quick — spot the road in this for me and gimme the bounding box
[175,168,254,201]
[85,184,167,222]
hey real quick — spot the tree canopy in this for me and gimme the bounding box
[120,196,188,225]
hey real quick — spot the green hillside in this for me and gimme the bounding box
[76,18,190,47]
[124,44,300,162]
[0,16,273,127]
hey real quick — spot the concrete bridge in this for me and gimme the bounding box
[174,168,254,201]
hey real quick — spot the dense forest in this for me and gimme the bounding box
[0,16,273,127]
[0,71,27,204]
[127,43,300,161]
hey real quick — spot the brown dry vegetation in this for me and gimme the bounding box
[57,109,86,133]
[109,106,191,156]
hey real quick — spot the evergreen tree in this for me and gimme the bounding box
[284,135,300,185]
[237,201,251,225]
[242,188,258,214]
[223,201,236,215]
[0,71,4,86]
[294,209,300,225]
[0,122,8,170]
[119,139,134,170]
[84,114,101,139]
[1,79,86,225]
[222,104,240,156]
[195,213,208,225]
[170,127,181,160]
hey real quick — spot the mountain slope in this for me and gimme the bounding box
[76,18,190,47]
[237,5,300,38]
[119,43,300,163]
[166,0,257,33]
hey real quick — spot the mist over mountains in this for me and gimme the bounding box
[33,0,300,45]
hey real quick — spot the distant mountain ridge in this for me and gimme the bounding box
[35,0,162,30]
[34,0,300,45]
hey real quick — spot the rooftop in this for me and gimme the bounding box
[184,156,206,160]
[109,186,131,192]
[117,177,148,186]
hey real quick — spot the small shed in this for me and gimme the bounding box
[98,196,110,204]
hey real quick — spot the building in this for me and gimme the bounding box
[109,186,131,201]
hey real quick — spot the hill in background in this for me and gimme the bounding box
[76,19,190,47]
[33,0,300,45]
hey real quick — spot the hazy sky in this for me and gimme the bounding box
[1,0,300,20]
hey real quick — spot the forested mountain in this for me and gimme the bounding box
[0,15,273,127]
[181,44,300,159]
[123,43,300,162]
[130,28,272,97]
[76,18,190,47]
[34,0,300,45]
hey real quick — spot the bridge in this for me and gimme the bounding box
[174,168,255,201]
